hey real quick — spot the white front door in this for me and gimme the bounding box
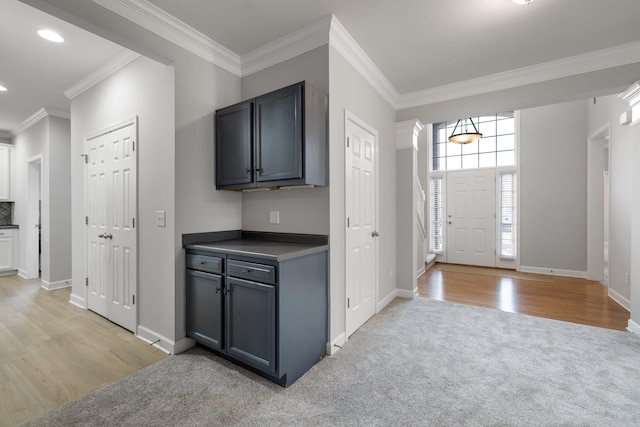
[447,169,496,267]
[345,113,378,338]
[86,120,137,332]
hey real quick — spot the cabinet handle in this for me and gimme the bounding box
[255,168,263,174]
[244,269,252,274]
[245,168,252,174]
[215,287,221,293]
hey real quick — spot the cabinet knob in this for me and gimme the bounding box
[215,287,221,294]
[245,168,252,174]
[255,168,263,174]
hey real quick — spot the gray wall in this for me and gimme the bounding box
[240,46,329,235]
[519,100,588,273]
[47,116,71,283]
[70,56,176,342]
[329,45,397,343]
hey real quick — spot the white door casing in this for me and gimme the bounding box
[447,169,496,267]
[86,118,137,332]
[345,111,378,338]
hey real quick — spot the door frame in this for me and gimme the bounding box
[344,109,379,339]
[83,116,139,329]
[25,155,42,279]
[587,123,610,284]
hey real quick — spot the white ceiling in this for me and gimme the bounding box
[4,0,640,135]
[0,0,124,135]
[148,0,640,94]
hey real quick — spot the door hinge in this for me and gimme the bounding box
[133,295,135,305]
[347,298,350,308]
[132,140,135,151]
[85,277,88,287]
[347,217,350,228]
[347,137,350,148]
[132,218,135,228]
[81,154,88,164]
[85,216,88,225]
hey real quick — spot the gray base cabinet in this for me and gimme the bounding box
[185,248,327,386]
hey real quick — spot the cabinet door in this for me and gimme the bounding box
[0,146,10,201]
[215,100,254,189]
[226,277,277,375]
[186,269,224,351]
[0,237,13,271]
[255,83,303,183]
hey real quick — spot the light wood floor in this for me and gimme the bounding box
[418,263,630,331]
[0,275,167,427]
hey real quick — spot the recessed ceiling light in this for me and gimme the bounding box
[0,85,7,92]
[512,0,534,4]
[37,29,64,43]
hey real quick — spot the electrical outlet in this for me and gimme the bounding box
[156,210,166,227]
[269,211,280,224]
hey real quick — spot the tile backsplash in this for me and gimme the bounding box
[0,202,14,225]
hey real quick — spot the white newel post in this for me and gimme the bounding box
[395,120,424,298]
[620,82,640,334]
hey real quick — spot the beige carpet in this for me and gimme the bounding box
[24,298,640,426]
[436,263,554,282]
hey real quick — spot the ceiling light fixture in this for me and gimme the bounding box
[512,0,534,4]
[449,118,483,144]
[37,29,64,43]
[0,85,7,92]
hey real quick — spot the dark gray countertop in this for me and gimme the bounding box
[185,239,328,262]
[0,225,18,229]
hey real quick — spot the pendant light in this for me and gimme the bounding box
[448,118,483,144]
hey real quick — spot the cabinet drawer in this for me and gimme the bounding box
[186,254,223,274]
[227,259,276,285]
[0,229,15,238]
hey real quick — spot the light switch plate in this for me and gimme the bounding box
[156,210,166,227]
[269,211,280,224]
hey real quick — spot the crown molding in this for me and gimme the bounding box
[398,41,640,109]
[328,16,399,109]
[65,49,141,99]
[13,108,70,136]
[241,16,331,77]
[0,130,12,139]
[92,0,241,76]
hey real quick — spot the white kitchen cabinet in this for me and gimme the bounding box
[0,145,11,201]
[0,228,18,273]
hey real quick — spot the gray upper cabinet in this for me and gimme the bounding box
[215,81,328,191]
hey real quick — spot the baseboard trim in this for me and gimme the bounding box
[0,270,18,277]
[628,319,640,335]
[69,293,86,309]
[608,288,631,311]
[377,289,397,312]
[18,269,28,278]
[327,332,346,356]
[397,287,417,299]
[41,279,71,291]
[136,325,191,355]
[518,266,587,278]
[416,266,426,278]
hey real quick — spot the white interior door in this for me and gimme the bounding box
[447,169,496,267]
[86,120,137,332]
[345,113,378,338]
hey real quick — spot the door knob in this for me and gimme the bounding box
[104,233,113,239]
[371,231,380,237]
[98,233,105,238]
